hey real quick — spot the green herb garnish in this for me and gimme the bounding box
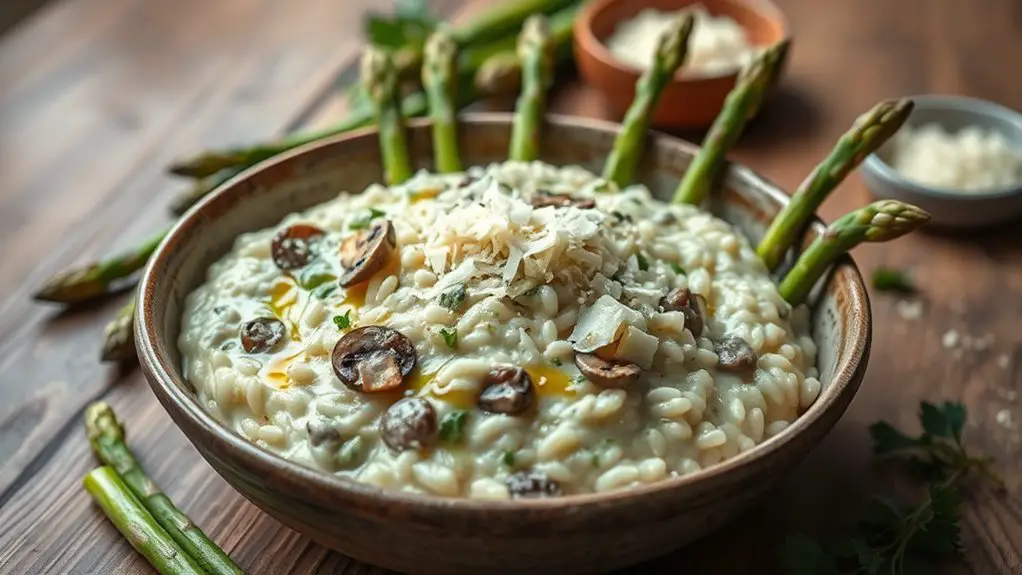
[312,284,338,299]
[438,284,467,312]
[349,207,387,230]
[636,253,649,272]
[551,358,563,367]
[333,311,352,330]
[438,411,467,443]
[780,401,1002,575]
[872,267,917,294]
[298,268,337,290]
[501,450,515,467]
[670,262,686,275]
[439,327,458,349]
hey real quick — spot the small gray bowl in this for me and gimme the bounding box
[861,95,1022,230]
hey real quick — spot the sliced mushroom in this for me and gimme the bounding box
[339,220,396,287]
[715,335,758,373]
[331,326,416,393]
[574,353,642,388]
[240,317,286,353]
[658,287,708,337]
[379,397,437,452]
[306,419,342,448]
[506,469,562,498]
[477,367,535,415]
[271,224,325,270]
[530,191,596,209]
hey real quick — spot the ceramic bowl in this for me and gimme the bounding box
[861,95,1022,230]
[136,113,870,575]
[573,0,789,129]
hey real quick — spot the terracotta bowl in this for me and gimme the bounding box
[573,0,790,129]
[136,113,870,575]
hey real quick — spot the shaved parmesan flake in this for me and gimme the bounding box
[569,295,648,352]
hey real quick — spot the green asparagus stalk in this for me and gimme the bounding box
[603,13,695,187]
[101,298,136,363]
[168,3,583,180]
[86,402,244,575]
[84,466,205,575]
[362,47,414,186]
[778,200,930,304]
[423,29,463,173]
[33,229,166,305]
[451,0,576,47]
[508,16,555,162]
[672,40,790,206]
[472,4,576,96]
[756,98,915,270]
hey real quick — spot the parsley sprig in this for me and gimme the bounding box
[871,267,917,295]
[781,401,1003,575]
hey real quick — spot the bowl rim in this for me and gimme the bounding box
[136,111,871,514]
[863,94,1022,201]
[574,0,791,82]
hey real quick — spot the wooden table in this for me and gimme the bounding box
[1,0,1020,573]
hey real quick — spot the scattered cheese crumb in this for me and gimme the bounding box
[896,299,924,321]
[996,409,1015,429]
[997,353,1011,370]
[942,329,960,349]
[996,388,1018,402]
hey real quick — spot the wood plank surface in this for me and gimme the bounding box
[0,0,1020,573]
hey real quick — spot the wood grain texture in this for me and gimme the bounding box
[0,0,1020,573]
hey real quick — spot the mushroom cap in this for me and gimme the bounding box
[339,220,397,287]
[477,366,536,415]
[574,352,641,388]
[331,326,417,393]
[240,317,286,353]
[271,223,325,270]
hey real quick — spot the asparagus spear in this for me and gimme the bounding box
[756,99,915,270]
[423,29,463,173]
[672,40,790,206]
[508,16,555,162]
[451,0,576,48]
[84,466,205,575]
[33,229,166,305]
[86,402,244,575]
[777,200,930,305]
[362,47,414,186]
[101,299,136,363]
[603,13,695,188]
[168,2,582,180]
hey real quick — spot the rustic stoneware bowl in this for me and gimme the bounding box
[136,113,870,575]
[573,0,790,129]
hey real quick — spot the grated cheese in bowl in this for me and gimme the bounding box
[604,5,757,77]
[889,123,1022,193]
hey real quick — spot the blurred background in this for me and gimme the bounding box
[0,1,1019,574]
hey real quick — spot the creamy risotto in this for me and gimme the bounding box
[179,161,821,499]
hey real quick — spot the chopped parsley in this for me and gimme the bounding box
[670,262,686,275]
[333,310,352,330]
[439,327,458,348]
[780,402,1002,575]
[572,375,587,386]
[636,253,649,272]
[312,284,338,299]
[438,283,467,312]
[438,411,468,443]
[501,450,516,467]
[550,358,563,367]
[349,207,387,230]
[297,268,336,290]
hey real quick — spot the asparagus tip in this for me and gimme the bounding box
[861,199,931,241]
[32,269,103,304]
[657,12,696,73]
[85,401,124,443]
